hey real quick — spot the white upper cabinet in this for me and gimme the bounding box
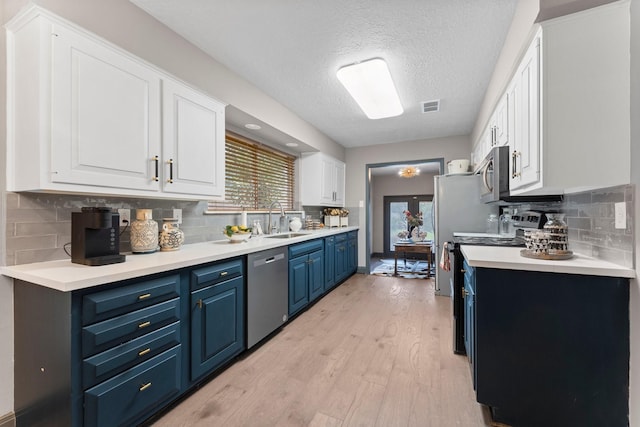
[509,33,540,191]
[300,153,346,207]
[162,78,225,198]
[509,2,630,195]
[6,5,226,200]
[49,22,162,192]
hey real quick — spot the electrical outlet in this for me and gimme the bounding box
[614,202,626,229]
[118,209,131,227]
[173,208,182,224]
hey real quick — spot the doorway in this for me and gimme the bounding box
[365,158,444,275]
[382,195,433,258]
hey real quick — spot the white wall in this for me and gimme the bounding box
[370,173,436,254]
[345,135,470,268]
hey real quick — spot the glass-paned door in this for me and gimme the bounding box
[383,195,433,258]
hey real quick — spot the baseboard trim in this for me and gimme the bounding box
[0,412,16,427]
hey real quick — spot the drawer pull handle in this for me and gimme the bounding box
[220,271,228,276]
[138,321,151,329]
[139,382,152,392]
[138,348,151,357]
[138,293,151,300]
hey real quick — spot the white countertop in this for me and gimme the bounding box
[1,227,359,292]
[460,245,635,278]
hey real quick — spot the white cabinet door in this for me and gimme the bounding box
[511,35,540,191]
[333,160,346,205]
[319,156,336,204]
[300,153,345,207]
[494,94,509,146]
[162,79,225,199]
[50,23,161,192]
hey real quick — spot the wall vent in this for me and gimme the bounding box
[421,99,440,113]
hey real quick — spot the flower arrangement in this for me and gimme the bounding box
[404,210,423,227]
[323,208,349,217]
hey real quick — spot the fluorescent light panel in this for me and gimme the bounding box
[337,58,403,120]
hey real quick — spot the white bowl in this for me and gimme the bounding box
[224,232,251,243]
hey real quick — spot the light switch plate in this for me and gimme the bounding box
[173,209,182,224]
[614,202,626,229]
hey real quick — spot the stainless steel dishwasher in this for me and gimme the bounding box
[246,246,288,348]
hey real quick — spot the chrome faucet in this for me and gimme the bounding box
[267,201,286,234]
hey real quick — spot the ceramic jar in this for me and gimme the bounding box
[289,217,302,232]
[131,209,158,253]
[543,213,569,253]
[159,218,185,251]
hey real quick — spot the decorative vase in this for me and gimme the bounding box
[543,213,569,253]
[159,218,185,251]
[289,217,302,232]
[130,209,158,253]
[411,226,422,241]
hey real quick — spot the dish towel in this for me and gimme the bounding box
[439,242,451,272]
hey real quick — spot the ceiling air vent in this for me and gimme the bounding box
[421,99,440,113]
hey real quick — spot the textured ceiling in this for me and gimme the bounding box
[131,0,518,148]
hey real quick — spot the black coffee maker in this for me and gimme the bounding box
[71,207,126,266]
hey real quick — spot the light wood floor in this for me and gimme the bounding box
[148,274,492,427]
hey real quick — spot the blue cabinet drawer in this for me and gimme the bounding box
[82,298,180,357]
[84,346,181,427]
[289,239,323,258]
[191,259,243,291]
[83,322,180,389]
[83,274,180,325]
[334,233,347,243]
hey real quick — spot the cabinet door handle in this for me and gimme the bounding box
[220,271,228,276]
[460,269,466,273]
[511,150,517,178]
[138,321,151,329]
[152,156,159,182]
[462,288,469,298]
[197,299,203,309]
[138,348,151,357]
[138,293,151,301]
[139,382,152,392]
[167,159,174,183]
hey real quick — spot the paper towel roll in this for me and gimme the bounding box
[241,211,247,227]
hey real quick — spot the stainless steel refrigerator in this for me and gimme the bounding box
[433,174,497,296]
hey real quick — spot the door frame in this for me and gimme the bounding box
[382,195,433,258]
[364,158,444,273]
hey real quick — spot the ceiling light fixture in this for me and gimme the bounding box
[398,166,420,178]
[285,142,299,147]
[336,58,403,120]
[244,123,261,130]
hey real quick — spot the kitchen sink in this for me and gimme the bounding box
[265,233,309,239]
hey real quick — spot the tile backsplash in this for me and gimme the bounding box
[3,186,632,268]
[3,192,358,266]
[563,185,634,268]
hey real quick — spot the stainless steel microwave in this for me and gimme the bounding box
[475,146,510,203]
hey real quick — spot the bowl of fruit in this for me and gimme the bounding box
[223,225,252,243]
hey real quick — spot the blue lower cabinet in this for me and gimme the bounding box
[334,238,348,283]
[308,250,324,302]
[190,274,245,380]
[324,236,336,291]
[84,346,181,427]
[347,231,358,273]
[288,239,324,316]
[289,256,309,315]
